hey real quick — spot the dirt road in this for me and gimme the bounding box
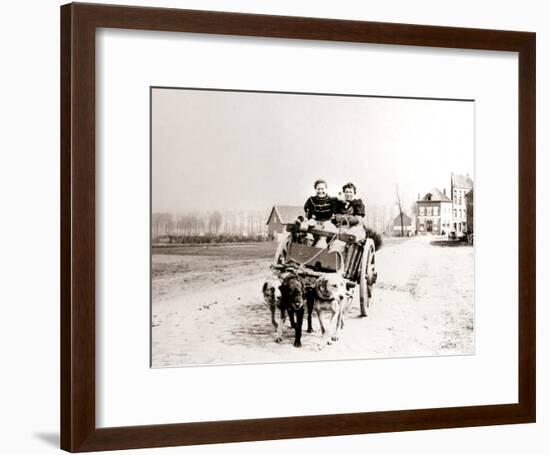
[151,236,474,367]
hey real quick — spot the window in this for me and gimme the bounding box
[427,206,432,216]
[419,206,425,216]
[453,209,457,218]
[433,206,439,216]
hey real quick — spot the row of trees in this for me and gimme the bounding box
[153,198,415,242]
[152,210,269,240]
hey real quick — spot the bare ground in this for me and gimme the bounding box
[151,236,474,367]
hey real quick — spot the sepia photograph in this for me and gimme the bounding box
[151,87,475,368]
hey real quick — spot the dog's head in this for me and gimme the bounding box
[314,274,347,302]
[281,275,305,311]
[262,279,282,306]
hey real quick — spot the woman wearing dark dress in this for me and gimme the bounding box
[335,182,365,225]
[332,182,367,249]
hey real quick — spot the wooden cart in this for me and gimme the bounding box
[272,224,377,317]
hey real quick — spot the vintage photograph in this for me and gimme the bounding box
[151,87,475,368]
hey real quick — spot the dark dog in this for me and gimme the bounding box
[279,274,314,347]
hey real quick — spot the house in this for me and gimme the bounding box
[451,173,474,234]
[266,205,304,240]
[465,189,474,234]
[416,188,452,235]
[392,213,413,236]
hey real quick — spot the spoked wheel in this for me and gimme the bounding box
[359,238,376,317]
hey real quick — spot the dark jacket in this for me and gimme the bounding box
[304,195,338,221]
[335,198,365,217]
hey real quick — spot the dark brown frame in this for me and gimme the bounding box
[61,2,536,452]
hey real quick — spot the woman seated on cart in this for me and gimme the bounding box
[303,179,339,232]
[273,179,366,264]
[304,179,367,247]
[333,182,367,240]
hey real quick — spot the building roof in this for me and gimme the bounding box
[419,188,451,202]
[266,205,305,225]
[452,173,474,189]
[393,213,412,226]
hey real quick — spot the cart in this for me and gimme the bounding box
[272,223,377,317]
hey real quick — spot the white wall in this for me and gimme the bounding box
[0,0,547,453]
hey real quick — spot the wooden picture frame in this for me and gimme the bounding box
[61,2,536,452]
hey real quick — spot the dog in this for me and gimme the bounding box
[262,276,303,344]
[278,274,315,347]
[262,278,284,330]
[312,274,350,347]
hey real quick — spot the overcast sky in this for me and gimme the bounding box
[152,88,474,214]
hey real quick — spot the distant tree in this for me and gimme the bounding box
[209,211,223,234]
[395,185,405,237]
[176,214,192,236]
[151,213,161,239]
[152,212,174,237]
[197,216,206,235]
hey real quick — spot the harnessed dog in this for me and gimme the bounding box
[262,278,284,330]
[263,273,315,347]
[312,274,351,348]
[279,274,316,347]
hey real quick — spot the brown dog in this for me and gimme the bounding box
[279,274,317,347]
[312,274,350,347]
[278,275,305,347]
[263,274,316,347]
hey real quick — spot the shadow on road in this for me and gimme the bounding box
[430,240,471,247]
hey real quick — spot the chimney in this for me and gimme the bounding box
[443,188,447,196]
[417,193,420,201]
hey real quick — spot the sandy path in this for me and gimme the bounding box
[151,236,474,367]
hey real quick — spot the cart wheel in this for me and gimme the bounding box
[359,239,376,317]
